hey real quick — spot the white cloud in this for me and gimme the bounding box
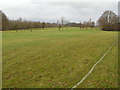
[0,0,118,23]
[33,0,119,2]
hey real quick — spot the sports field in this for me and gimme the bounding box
[2,27,118,88]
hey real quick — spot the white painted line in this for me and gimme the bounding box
[71,40,118,89]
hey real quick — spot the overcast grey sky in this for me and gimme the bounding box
[0,0,119,23]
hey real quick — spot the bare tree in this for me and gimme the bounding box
[42,22,45,29]
[97,10,118,31]
[57,20,61,31]
[57,16,68,31]
[0,10,2,31]
[1,11,9,31]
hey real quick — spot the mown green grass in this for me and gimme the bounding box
[77,43,118,88]
[0,31,2,89]
[2,27,118,88]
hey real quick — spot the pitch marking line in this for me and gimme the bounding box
[71,40,118,89]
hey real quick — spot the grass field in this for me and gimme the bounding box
[2,27,118,88]
[0,31,2,89]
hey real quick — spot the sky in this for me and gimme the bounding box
[0,0,119,23]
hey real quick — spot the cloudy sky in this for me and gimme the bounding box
[0,0,119,23]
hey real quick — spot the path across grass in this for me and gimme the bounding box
[2,27,118,88]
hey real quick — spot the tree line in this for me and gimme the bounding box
[0,10,58,31]
[57,16,95,31]
[0,10,119,31]
[0,11,95,31]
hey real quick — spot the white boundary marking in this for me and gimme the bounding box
[71,40,118,89]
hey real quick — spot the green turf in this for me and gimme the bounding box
[0,31,2,89]
[2,27,118,88]
[77,43,118,88]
